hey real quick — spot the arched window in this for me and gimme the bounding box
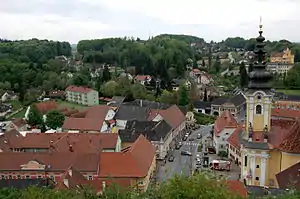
[256,105,262,114]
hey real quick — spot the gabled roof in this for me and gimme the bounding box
[227,126,243,149]
[66,85,93,94]
[212,93,246,107]
[134,75,150,81]
[271,108,300,119]
[214,111,238,135]
[158,105,186,129]
[193,101,211,109]
[119,120,172,142]
[11,118,26,128]
[108,96,126,107]
[115,105,149,121]
[278,119,300,153]
[99,135,155,178]
[276,162,300,190]
[124,99,171,110]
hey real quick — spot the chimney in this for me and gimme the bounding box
[68,168,72,177]
[69,144,73,152]
[102,181,106,191]
[63,178,69,188]
[140,99,142,107]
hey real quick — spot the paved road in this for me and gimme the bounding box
[156,125,213,182]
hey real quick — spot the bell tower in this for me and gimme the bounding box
[246,17,273,133]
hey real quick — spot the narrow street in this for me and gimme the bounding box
[156,125,213,182]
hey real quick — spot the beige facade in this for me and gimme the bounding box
[66,89,99,106]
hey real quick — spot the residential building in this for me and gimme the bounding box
[0,104,11,117]
[211,93,246,119]
[237,24,300,188]
[270,47,294,64]
[114,105,150,129]
[1,91,18,102]
[62,105,115,133]
[65,85,99,106]
[213,111,238,154]
[193,101,211,114]
[266,63,293,74]
[134,75,151,85]
[119,120,172,159]
[171,79,191,91]
[0,130,121,153]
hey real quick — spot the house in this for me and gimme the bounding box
[0,152,101,182]
[62,105,115,133]
[227,125,243,166]
[99,135,156,192]
[270,47,294,64]
[119,120,172,159]
[211,93,246,120]
[48,90,65,99]
[267,63,293,74]
[10,118,27,131]
[0,129,121,153]
[114,105,150,129]
[119,72,133,81]
[124,99,171,110]
[276,161,300,190]
[171,79,191,91]
[193,101,211,114]
[134,75,151,85]
[1,91,18,102]
[65,85,99,106]
[0,104,11,117]
[213,111,238,154]
[150,105,186,139]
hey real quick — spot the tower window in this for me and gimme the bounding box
[256,105,262,114]
[257,95,261,100]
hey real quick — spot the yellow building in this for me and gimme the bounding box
[237,22,300,189]
[270,47,294,64]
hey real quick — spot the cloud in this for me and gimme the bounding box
[0,0,299,43]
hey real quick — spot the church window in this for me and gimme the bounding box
[256,105,262,114]
[257,95,262,100]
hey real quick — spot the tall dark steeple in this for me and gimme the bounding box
[248,17,272,90]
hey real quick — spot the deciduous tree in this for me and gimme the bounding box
[45,110,65,129]
[27,104,44,128]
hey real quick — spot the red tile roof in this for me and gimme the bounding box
[276,162,300,190]
[0,152,100,172]
[62,105,110,132]
[99,135,155,178]
[226,180,248,198]
[66,85,93,94]
[271,108,300,119]
[134,75,151,81]
[49,90,65,97]
[35,101,58,114]
[10,133,118,152]
[227,126,243,149]
[11,118,26,128]
[214,111,237,135]
[157,105,185,129]
[279,119,300,153]
[268,120,294,149]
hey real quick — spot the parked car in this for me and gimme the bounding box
[196,158,201,165]
[175,142,183,149]
[207,147,216,154]
[182,136,187,141]
[197,134,202,139]
[181,151,192,156]
[168,155,175,162]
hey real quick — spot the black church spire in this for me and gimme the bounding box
[248,17,272,90]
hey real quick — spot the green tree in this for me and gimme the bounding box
[102,65,111,82]
[178,85,189,106]
[213,56,221,73]
[27,104,44,127]
[45,110,65,129]
[239,62,248,88]
[202,59,205,67]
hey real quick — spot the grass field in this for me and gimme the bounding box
[277,89,300,96]
[7,108,26,119]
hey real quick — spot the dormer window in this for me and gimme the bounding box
[256,105,262,114]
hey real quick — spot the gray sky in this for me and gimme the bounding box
[1,0,300,43]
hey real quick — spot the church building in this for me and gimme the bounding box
[236,21,300,189]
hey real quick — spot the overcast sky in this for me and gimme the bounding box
[1,0,299,43]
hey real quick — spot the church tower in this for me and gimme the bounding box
[246,18,273,134]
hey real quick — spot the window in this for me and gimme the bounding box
[26,176,30,179]
[37,176,42,179]
[17,175,21,179]
[138,180,144,185]
[257,95,262,100]
[88,176,93,180]
[256,105,262,114]
[1,175,4,179]
[256,165,260,168]
[244,156,248,167]
[8,175,12,179]
[255,177,260,181]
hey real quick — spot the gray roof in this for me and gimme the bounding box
[193,101,211,109]
[123,99,172,110]
[171,78,186,86]
[211,93,246,107]
[119,120,172,142]
[237,129,269,150]
[108,96,126,107]
[115,105,149,121]
[246,186,287,197]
